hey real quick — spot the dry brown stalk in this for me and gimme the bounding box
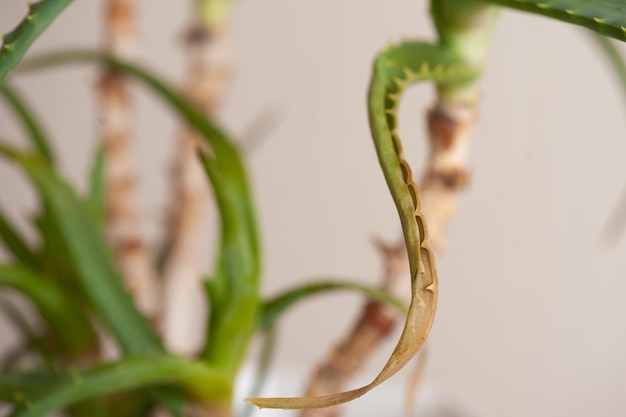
[421,96,478,252]
[160,18,231,355]
[99,0,159,318]
[298,95,478,417]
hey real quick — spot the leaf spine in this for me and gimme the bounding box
[393,77,407,89]
[28,2,45,14]
[386,92,400,102]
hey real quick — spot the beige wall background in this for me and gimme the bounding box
[2,1,626,416]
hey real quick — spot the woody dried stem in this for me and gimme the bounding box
[160,14,231,355]
[421,94,477,251]
[99,0,159,319]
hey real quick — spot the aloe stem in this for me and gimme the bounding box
[423,0,498,249]
[99,0,160,319]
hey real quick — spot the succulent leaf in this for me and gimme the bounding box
[0,0,74,83]
[484,0,626,41]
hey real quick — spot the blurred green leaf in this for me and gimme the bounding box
[0,84,54,163]
[260,280,407,331]
[20,50,262,378]
[0,370,59,403]
[10,356,231,417]
[589,33,626,245]
[199,154,259,376]
[0,298,54,370]
[590,31,626,95]
[0,206,38,268]
[0,264,96,357]
[0,146,163,356]
[21,50,261,266]
[87,145,105,227]
[32,209,80,292]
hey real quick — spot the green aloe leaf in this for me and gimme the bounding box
[9,356,231,417]
[19,50,262,378]
[483,0,626,41]
[23,50,261,267]
[0,264,96,356]
[87,145,105,227]
[1,371,156,417]
[589,32,626,244]
[0,206,38,268]
[0,370,59,403]
[0,84,54,163]
[590,31,626,99]
[0,146,163,355]
[199,154,259,377]
[260,280,407,331]
[0,0,75,83]
[0,299,55,370]
[32,208,81,292]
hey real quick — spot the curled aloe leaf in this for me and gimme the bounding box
[246,41,475,410]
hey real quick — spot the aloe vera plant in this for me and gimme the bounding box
[1,1,626,417]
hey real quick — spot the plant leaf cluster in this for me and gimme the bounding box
[0,51,404,416]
